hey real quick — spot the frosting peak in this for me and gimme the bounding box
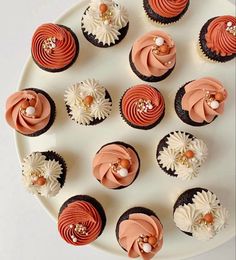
[181,77,228,123]
[131,31,176,77]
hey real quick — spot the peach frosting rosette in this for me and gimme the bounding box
[5,89,52,135]
[93,143,140,189]
[118,212,163,260]
[131,30,176,78]
[181,77,227,123]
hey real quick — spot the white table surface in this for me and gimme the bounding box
[0,0,235,259]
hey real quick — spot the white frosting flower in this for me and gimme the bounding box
[192,190,220,214]
[65,84,83,106]
[69,106,94,125]
[82,10,100,35]
[112,4,129,28]
[80,79,105,99]
[188,139,208,164]
[174,204,200,233]
[175,163,199,181]
[167,132,191,152]
[89,0,113,11]
[213,207,229,232]
[22,152,46,176]
[91,98,112,120]
[192,223,216,241]
[42,160,63,181]
[95,23,120,46]
[158,147,178,171]
[39,181,61,197]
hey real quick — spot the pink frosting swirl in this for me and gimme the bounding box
[205,16,236,56]
[182,77,227,123]
[31,23,77,70]
[148,0,189,18]
[132,31,176,77]
[5,89,51,135]
[93,143,139,189]
[119,213,163,260]
[121,85,165,127]
[58,200,102,246]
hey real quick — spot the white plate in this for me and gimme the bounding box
[15,0,235,259]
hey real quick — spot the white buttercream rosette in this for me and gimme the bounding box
[174,190,229,241]
[157,131,208,180]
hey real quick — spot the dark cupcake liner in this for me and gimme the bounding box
[173,187,217,236]
[129,50,175,82]
[94,141,140,190]
[65,90,112,126]
[119,86,165,130]
[174,82,217,127]
[156,131,194,177]
[32,24,80,72]
[115,206,161,251]
[58,195,106,237]
[81,8,129,48]
[143,0,190,25]
[41,151,67,188]
[199,17,236,63]
[21,88,56,137]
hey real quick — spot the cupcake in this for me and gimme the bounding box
[81,0,129,48]
[143,0,190,25]
[175,77,228,127]
[156,131,208,181]
[199,15,236,62]
[64,79,112,126]
[130,31,176,82]
[93,141,140,189]
[22,151,67,197]
[120,84,165,130]
[31,23,79,72]
[116,207,163,259]
[173,188,229,241]
[58,195,106,245]
[5,88,56,137]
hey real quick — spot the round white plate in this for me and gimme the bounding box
[15,0,235,259]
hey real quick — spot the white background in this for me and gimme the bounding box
[0,0,235,259]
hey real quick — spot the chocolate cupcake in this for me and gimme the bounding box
[143,0,190,25]
[58,195,106,246]
[120,84,165,130]
[175,77,228,127]
[130,31,176,82]
[93,141,140,189]
[64,79,112,126]
[81,0,129,48]
[116,207,163,259]
[5,88,56,137]
[22,151,67,197]
[31,23,79,72]
[199,15,236,62]
[156,131,208,180]
[173,188,229,241]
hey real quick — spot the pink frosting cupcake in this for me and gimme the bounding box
[175,77,228,126]
[5,88,56,136]
[130,31,176,82]
[93,141,140,190]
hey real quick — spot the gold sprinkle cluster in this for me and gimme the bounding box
[135,99,153,113]
[226,21,236,36]
[42,37,57,54]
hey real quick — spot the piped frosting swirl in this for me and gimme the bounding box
[121,85,165,128]
[131,31,176,77]
[205,15,236,56]
[181,77,227,123]
[93,143,139,189]
[148,0,189,18]
[31,23,77,70]
[58,200,102,245]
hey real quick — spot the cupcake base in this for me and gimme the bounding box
[41,151,67,188]
[175,83,217,126]
[59,195,106,235]
[23,88,56,137]
[95,141,141,190]
[143,0,190,25]
[32,24,80,73]
[66,90,112,126]
[156,131,194,177]
[199,17,236,63]
[129,50,175,82]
